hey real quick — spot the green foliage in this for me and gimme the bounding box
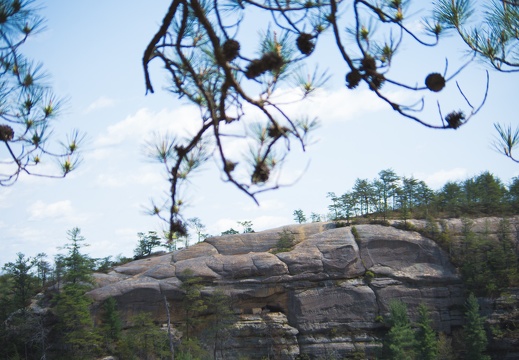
[415,304,438,360]
[1,252,38,310]
[383,300,417,360]
[437,332,456,360]
[221,228,239,235]
[351,226,359,241]
[460,218,519,296]
[273,228,297,253]
[117,312,170,360]
[463,293,490,360]
[238,220,255,233]
[99,297,122,349]
[54,283,99,358]
[364,270,375,284]
[325,170,518,224]
[203,288,236,359]
[310,212,322,222]
[59,227,95,285]
[176,336,209,359]
[180,269,207,340]
[133,231,163,259]
[293,209,307,224]
[51,228,99,358]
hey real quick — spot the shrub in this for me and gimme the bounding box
[273,228,296,253]
[364,270,375,284]
[351,226,360,241]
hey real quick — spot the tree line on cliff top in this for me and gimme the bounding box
[294,169,519,224]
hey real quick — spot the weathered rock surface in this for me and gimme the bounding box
[87,219,516,359]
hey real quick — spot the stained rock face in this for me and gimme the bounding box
[88,222,465,359]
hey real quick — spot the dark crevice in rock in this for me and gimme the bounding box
[366,281,384,320]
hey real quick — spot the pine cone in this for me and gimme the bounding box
[222,39,240,61]
[445,111,465,129]
[0,124,14,142]
[425,73,445,92]
[296,33,315,55]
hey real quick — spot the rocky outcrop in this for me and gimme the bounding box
[89,218,519,358]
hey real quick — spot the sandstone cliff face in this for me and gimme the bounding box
[88,220,478,359]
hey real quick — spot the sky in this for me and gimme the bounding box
[0,1,517,266]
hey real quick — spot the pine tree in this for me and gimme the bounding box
[99,297,122,350]
[55,284,99,357]
[1,253,37,310]
[204,289,236,360]
[437,332,456,360]
[180,269,207,340]
[415,303,437,360]
[118,312,170,360]
[383,300,417,360]
[463,293,490,360]
[53,228,99,358]
[293,209,307,224]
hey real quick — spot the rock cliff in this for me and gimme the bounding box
[88,218,517,359]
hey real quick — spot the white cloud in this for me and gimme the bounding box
[27,200,89,224]
[251,215,290,231]
[95,107,202,147]
[84,97,116,113]
[94,165,165,188]
[28,200,74,220]
[416,168,469,189]
[259,87,392,124]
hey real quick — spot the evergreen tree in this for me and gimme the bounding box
[474,172,507,214]
[133,231,162,258]
[463,293,490,360]
[60,227,95,285]
[340,192,357,223]
[437,181,464,217]
[508,176,519,213]
[53,228,99,358]
[310,212,322,223]
[54,284,99,357]
[353,178,374,216]
[2,252,37,310]
[204,289,236,360]
[437,332,456,360]
[221,228,239,235]
[99,297,122,350]
[378,169,399,221]
[415,303,437,360]
[383,300,417,360]
[238,220,255,233]
[34,252,52,289]
[118,312,170,360]
[180,269,207,340]
[293,209,307,224]
[327,192,342,220]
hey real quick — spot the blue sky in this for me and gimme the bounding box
[0,1,517,265]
